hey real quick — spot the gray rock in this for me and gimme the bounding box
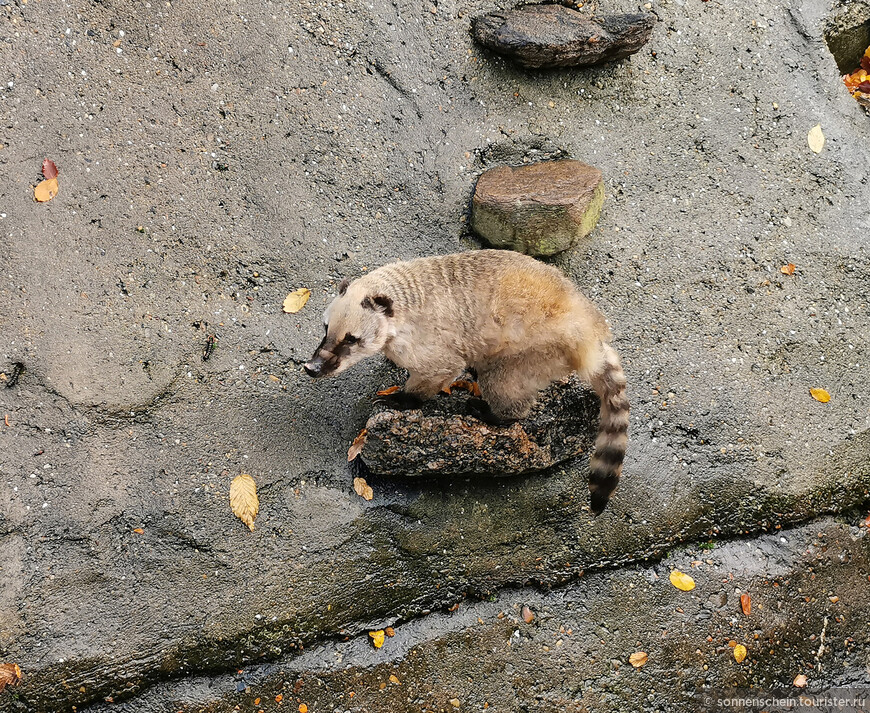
[471,160,604,256]
[361,376,599,477]
[471,6,656,69]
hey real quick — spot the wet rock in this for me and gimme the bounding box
[361,376,599,477]
[471,160,604,256]
[471,6,656,69]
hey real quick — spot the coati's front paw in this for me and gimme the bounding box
[465,398,516,427]
[374,391,425,410]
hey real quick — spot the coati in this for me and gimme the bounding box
[303,250,629,514]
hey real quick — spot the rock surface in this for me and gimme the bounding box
[361,377,598,477]
[1,0,869,710]
[80,516,870,712]
[471,160,604,255]
[471,6,656,69]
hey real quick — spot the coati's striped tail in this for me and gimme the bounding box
[588,344,630,514]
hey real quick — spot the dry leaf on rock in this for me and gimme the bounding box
[780,263,796,275]
[669,570,695,591]
[0,663,22,692]
[369,630,385,648]
[733,644,747,663]
[793,674,808,688]
[385,626,395,637]
[629,651,648,668]
[807,124,825,153]
[810,388,830,403]
[521,605,534,624]
[353,477,373,501]
[347,428,367,461]
[34,177,59,202]
[740,593,751,616]
[282,288,311,314]
[230,473,259,531]
[42,159,58,180]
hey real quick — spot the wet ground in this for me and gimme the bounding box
[0,0,868,710]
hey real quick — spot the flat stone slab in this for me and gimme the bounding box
[360,376,599,477]
[471,160,604,256]
[471,6,656,69]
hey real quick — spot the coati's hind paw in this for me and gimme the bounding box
[374,391,425,410]
[465,398,516,428]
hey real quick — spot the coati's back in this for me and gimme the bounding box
[362,250,610,364]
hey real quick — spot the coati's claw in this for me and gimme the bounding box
[374,391,425,410]
[465,398,516,427]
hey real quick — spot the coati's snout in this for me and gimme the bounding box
[303,280,394,379]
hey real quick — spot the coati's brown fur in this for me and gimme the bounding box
[304,250,629,513]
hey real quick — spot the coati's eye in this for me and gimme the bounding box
[344,334,359,345]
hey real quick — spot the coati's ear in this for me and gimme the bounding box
[361,294,394,317]
[337,277,351,296]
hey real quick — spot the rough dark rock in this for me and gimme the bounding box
[471,6,656,69]
[471,160,604,255]
[361,376,599,477]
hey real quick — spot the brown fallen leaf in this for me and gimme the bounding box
[34,177,59,202]
[229,473,259,531]
[0,663,22,693]
[132,527,145,535]
[793,673,808,687]
[376,385,401,397]
[450,380,482,397]
[810,388,830,403]
[740,593,751,616]
[347,428,367,461]
[669,570,695,591]
[353,477,373,501]
[733,644,747,663]
[385,626,395,637]
[807,124,825,153]
[369,630,385,648]
[521,605,534,624]
[780,263,796,275]
[42,158,58,180]
[629,651,648,668]
[829,595,839,603]
[275,693,283,703]
[282,288,311,314]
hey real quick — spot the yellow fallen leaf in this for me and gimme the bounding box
[230,473,259,531]
[34,177,59,202]
[0,663,22,693]
[347,428,367,461]
[299,704,308,713]
[629,651,648,668]
[793,673,808,687]
[733,644,747,663]
[283,288,311,314]
[807,124,825,153]
[669,570,695,591]
[810,388,830,403]
[353,477,373,501]
[369,629,385,648]
[389,674,400,684]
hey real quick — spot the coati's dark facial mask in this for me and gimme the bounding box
[303,329,356,378]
